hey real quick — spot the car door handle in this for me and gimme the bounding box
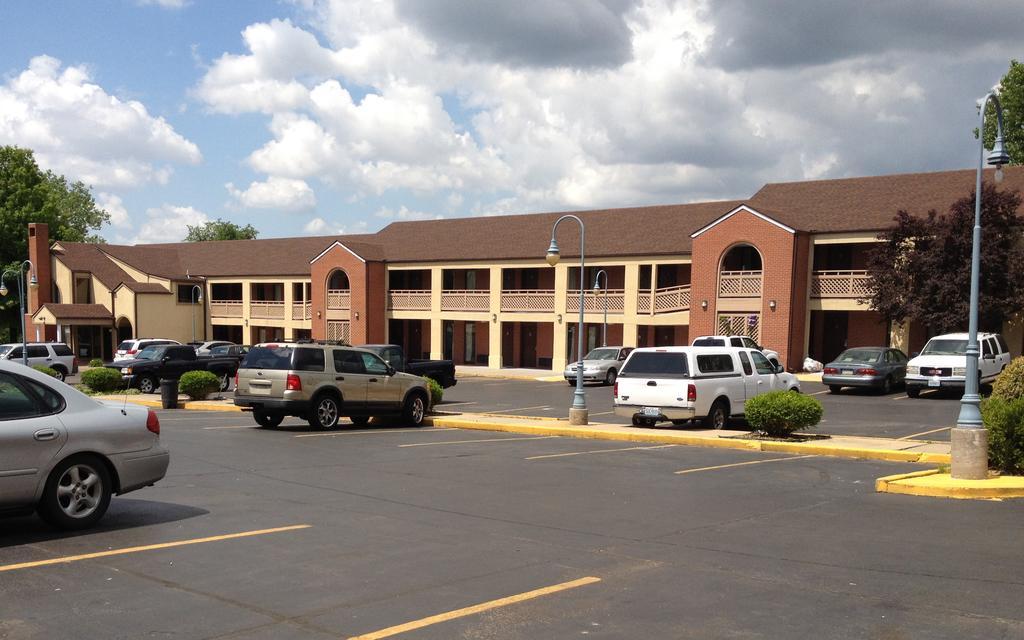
[34,429,59,442]
[647,381,657,386]
[369,378,378,383]
[757,380,763,385]
[335,376,345,381]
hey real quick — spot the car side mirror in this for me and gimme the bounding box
[774,364,785,374]
[161,356,170,363]
[756,345,764,351]
[386,366,396,376]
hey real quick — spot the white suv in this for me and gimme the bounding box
[114,338,181,362]
[691,335,781,366]
[905,332,1011,397]
[0,342,78,381]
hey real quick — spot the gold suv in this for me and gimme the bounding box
[234,343,431,429]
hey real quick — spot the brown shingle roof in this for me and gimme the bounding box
[117,282,170,294]
[52,242,136,290]
[34,303,112,321]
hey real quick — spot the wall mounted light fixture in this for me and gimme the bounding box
[700,299,708,311]
[491,313,497,323]
[769,299,777,311]
[355,311,360,320]
[557,313,563,324]
[317,311,321,319]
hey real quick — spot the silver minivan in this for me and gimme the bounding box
[0,343,78,381]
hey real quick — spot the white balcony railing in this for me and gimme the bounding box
[719,270,763,297]
[291,302,312,320]
[812,270,871,298]
[327,289,351,310]
[501,289,555,312]
[566,289,625,313]
[209,300,243,318]
[388,289,432,311]
[441,289,490,312]
[250,300,285,319]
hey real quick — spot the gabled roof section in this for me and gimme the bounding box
[309,240,381,264]
[52,242,136,290]
[113,281,170,294]
[689,204,796,239]
[32,303,112,321]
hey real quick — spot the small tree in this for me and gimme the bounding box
[185,218,258,242]
[978,59,1023,167]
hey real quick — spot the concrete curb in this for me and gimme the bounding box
[458,372,564,382]
[876,469,1024,500]
[424,415,952,464]
[97,396,244,412]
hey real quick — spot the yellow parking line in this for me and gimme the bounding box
[527,444,677,460]
[347,576,601,640]
[296,428,454,438]
[399,436,558,448]
[0,525,311,573]
[808,390,829,396]
[898,426,952,440]
[675,455,816,475]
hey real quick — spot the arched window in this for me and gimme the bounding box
[327,269,350,290]
[720,244,763,271]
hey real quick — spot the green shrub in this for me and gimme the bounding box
[81,367,125,393]
[179,370,220,401]
[981,397,1024,474]
[423,376,443,406]
[32,365,60,378]
[88,358,104,368]
[745,391,823,437]
[991,356,1024,401]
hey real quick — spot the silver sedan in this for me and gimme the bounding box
[563,346,633,385]
[0,360,169,529]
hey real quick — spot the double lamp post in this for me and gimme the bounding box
[0,260,38,367]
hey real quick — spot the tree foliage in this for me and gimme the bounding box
[865,184,1024,334]
[980,59,1023,166]
[185,218,258,242]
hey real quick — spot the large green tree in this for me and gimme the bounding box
[980,59,1023,165]
[0,145,109,341]
[185,218,259,242]
[865,184,1024,334]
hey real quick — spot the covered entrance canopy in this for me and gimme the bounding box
[31,303,115,361]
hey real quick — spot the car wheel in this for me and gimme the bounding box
[704,400,729,430]
[350,415,371,427]
[218,373,231,392]
[605,369,617,386]
[309,395,341,429]
[138,376,158,394]
[38,455,112,530]
[567,379,576,386]
[254,410,283,429]
[51,366,67,382]
[828,385,842,394]
[403,393,427,426]
[906,387,920,398]
[880,376,893,394]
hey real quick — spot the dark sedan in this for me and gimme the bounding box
[822,347,909,394]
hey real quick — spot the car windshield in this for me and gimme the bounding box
[620,352,689,378]
[693,338,727,347]
[835,349,882,363]
[241,346,294,370]
[921,339,968,356]
[136,346,163,360]
[0,346,10,357]
[117,341,133,351]
[584,348,618,360]
[210,346,229,355]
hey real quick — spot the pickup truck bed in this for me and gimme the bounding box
[360,345,457,388]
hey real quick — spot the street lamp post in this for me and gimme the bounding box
[546,215,588,425]
[952,90,1012,480]
[593,269,608,347]
[189,284,204,344]
[0,260,38,367]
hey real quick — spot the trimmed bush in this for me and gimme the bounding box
[32,365,60,378]
[981,397,1024,474]
[179,370,220,401]
[81,367,125,393]
[991,356,1024,401]
[745,391,823,438]
[423,376,443,406]
[88,358,104,368]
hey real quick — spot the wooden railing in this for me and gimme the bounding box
[209,300,243,318]
[250,301,285,319]
[326,320,350,343]
[388,289,432,311]
[501,289,555,312]
[291,302,312,320]
[566,289,625,313]
[441,289,490,312]
[327,289,351,310]
[719,270,762,297]
[811,270,870,298]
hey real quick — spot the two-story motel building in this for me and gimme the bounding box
[21,167,1024,371]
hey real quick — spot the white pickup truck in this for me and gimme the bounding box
[613,346,801,428]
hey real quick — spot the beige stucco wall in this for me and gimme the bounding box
[52,258,73,305]
[112,286,137,334]
[135,292,199,343]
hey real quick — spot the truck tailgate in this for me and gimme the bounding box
[616,377,688,407]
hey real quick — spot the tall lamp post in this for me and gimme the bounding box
[189,284,204,344]
[546,215,588,425]
[0,260,38,367]
[593,269,608,347]
[952,90,1012,480]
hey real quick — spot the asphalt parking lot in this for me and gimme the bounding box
[440,377,959,442]
[2,410,1022,639]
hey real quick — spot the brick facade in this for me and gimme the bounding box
[310,243,386,344]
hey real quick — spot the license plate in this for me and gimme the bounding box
[928,378,941,388]
[642,406,661,417]
[841,370,854,376]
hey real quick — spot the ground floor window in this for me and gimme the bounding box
[212,324,244,344]
[253,325,286,344]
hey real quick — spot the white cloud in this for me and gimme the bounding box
[136,0,189,8]
[226,176,316,211]
[0,56,201,188]
[373,205,443,221]
[96,192,131,228]
[131,204,208,244]
[302,217,368,235]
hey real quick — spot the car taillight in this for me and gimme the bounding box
[823,367,838,374]
[146,410,160,435]
[286,374,302,391]
[613,381,618,397]
[234,372,239,388]
[127,349,137,355]
[856,368,878,376]
[687,383,697,402]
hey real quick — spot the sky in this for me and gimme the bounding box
[1,0,1021,245]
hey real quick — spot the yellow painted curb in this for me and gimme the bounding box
[98,396,244,412]
[876,469,1024,500]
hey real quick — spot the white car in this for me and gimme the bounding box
[691,335,781,366]
[905,332,1011,397]
[0,342,78,381]
[114,338,181,362]
[193,341,236,356]
[614,346,801,428]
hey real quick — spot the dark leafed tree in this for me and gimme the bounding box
[185,218,259,242]
[979,59,1023,166]
[865,184,1024,334]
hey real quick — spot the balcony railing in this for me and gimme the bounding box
[327,289,351,310]
[291,302,312,320]
[566,289,625,313]
[719,270,762,297]
[638,285,691,314]
[441,289,490,312]
[209,300,243,318]
[501,289,555,312]
[388,289,432,311]
[250,301,285,319]
[812,269,870,298]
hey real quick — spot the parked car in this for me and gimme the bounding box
[114,338,181,362]
[691,335,781,366]
[209,344,250,362]
[0,360,169,529]
[234,343,431,429]
[905,332,1011,397]
[614,346,801,428]
[563,346,633,385]
[108,344,240,393]
[822,347,909,394]
[193,341,236,356]
[0,342,78,381]
[359,344,457,388]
